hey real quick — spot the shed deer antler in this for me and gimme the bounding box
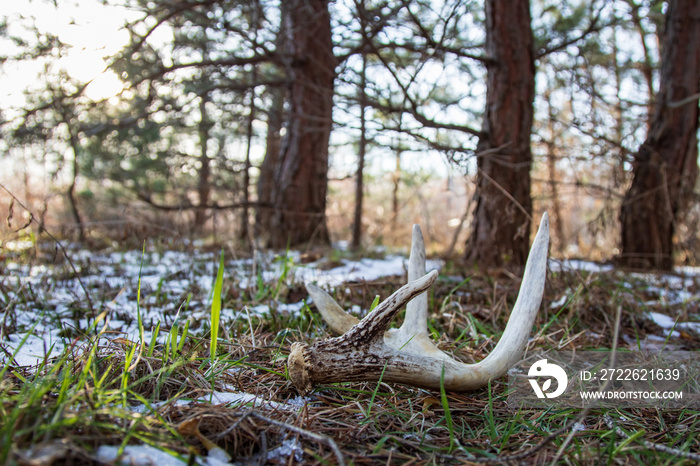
[288,213,549,393]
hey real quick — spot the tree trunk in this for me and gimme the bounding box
[267,0,335,248]
[392,149,401,230]
[240,86,255,241]
[240,1,260,242]
[543,83,566,256]
[256,86,285,237]
[351,46,368,251]
[256,0,288,239]
[619,0,700,270]
[62,115,85,241]
[67,143,85,241]
[195,92,211,231]
[465,0,535,269]
[629,0,657,132]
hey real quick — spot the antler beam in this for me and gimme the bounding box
[288,213,549,393]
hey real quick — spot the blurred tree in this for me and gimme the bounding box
[464,0,535,269]
[3,0,688,260]
[351,0,371,251]
[82,0,278,234]
[0,21,90,239]
[619,0,700,269]
[263,0,335,248]
[255,0,288,242]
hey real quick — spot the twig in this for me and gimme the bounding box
[603,415,700,462]
[0,183,94,314]
[477,166,532,222]
[249,412,345,466]
[448,419,580,464]
[213,409,346,466]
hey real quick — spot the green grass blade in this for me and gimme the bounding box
[177,320,190,355]
[136,242,146,345]
[440,363,455,451]
[210,249,225,363]
[366,362,389,418]
[147,321,161,358]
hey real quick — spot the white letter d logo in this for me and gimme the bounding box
[528,359,568,399]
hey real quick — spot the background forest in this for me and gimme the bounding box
[1,1,700,465]
[1,0,698,270]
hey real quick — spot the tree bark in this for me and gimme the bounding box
[619,0,700,270]
[465,0,535,269]
[628,0,657,132]
[392,149,401,230]
[267,0,335,248]
[351,44,368,251]
[240,86,255,241]
[195,92,211,231]
[256,86,285,237]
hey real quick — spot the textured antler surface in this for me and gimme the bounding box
[289,214,549,393]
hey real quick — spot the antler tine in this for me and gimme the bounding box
[437,212,550,389]
[467,212,549,377]
[384,224,450,358]
[306,283,358,334]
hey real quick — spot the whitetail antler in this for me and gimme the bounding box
[288,213,549,393]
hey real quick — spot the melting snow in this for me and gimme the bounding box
[266,437,304,463]
[96,444,232,466]
[96,445,190,466]
[548,259,614,273]
[1,248,443,367]
[648,311,700,335]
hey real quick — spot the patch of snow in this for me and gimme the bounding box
[97,444,231,466]
[549,294,568,309]
[205,447,231,465]
[130,399,194,414]
[648,311,678,329]
[2,240,34,251]
[334,240,349,251]
[96,445,189,466]
[548,259,613,273]
[276,300,306,314]
[296,255,442,288]
[266,437,304,463]
[207,391,296,411]
[647,311,700,335]
[285,395,314,407]
[675,266,700,276]
[622,333,683,351]
[4,332,65,367]
[130,390,301,414]
[248,303,270,315]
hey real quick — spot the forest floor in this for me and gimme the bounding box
[1,237,700,465]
